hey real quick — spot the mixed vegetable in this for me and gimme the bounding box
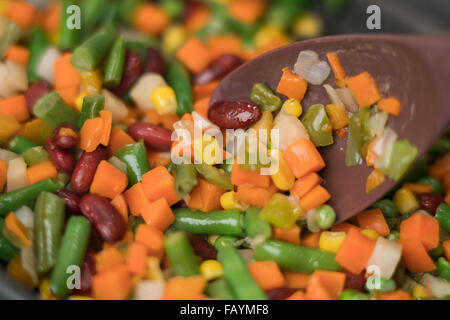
[0,0,449,301]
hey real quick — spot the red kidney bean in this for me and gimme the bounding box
[25,82,52,113]
[111,51,143,96]
[208,100,262,129]
[418,193,444,215]
[80,194,126,243]
[70,147,106,195]
[45,138,75,173]
[127,122,173,151]
[266,288,298,300]
[74,248,96,294]
[344,270,366,291]
[194,54,243,85]
[56,189,81,215]
[145,47,166,75]
[186,233,217,260]
[183,0,205,22]
[53,124,79,149]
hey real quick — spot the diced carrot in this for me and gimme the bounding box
[365,168,385,194]
[399,238,436,273]
[305,274,332,300]
[443,240,450,261]
[141,198,175,231]
[235,181,278,208]
[26,160,58,185]
[308,270,346,300]
[124,183,149,216]
[290,173,322,199]
[380,289,412,300]
[336,127,347,139]
[207,35,244,60]
[135,224,165,260]
[79,117,104,152]
[287,290,306,300]
[6,45,30,66]
[428,154,450,180]
[126,242,148,276]
[133,3,170,35]
[56,86,79,108]
[92,264,132,300]
[188,178,226,212]
[335,228,376,274]
[231,162,270,188]
[378,97,401,116]
[110,194,128,224]
[181,113,194,122]
[365,137,379,167]
[273,225,301,245]
[95,246,124,273]
[301,232,321,248]
[176,38,211,73]
[5,212,30,247]
[0,95,29,122]
[107,125,135,157]
[141,166,180,206]
[442,171,450,192]
[346,71,381,108]
[0,160,6,192]
[276,68,308,101]
[298,185,331,212]
[325,103,349,130]
[283,139,325,179]
[147,149,171,168]
[185,4,210,32]
[119,108,138,127]
[194,96,210,119]
[229,0,266,24]
[54,53,81,89]
[7,1,36,29]
[403,183,433,195]
[160,114,180,131]
[356,208,390,237]
[162,275,207,300]
[399,213,439,251]
[326,52,346,81]
[284,271,310,289]
[248,260,286,291]
[193,81,220,101]
[99,110,112,147]
[43,2,61,35]
[90,160,128,199]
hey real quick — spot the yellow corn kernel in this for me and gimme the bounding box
[199,260,223,281]
[0,1,11,14]
[151,86,177,116]
[68,295,94,300]
[255,23,290,49]
[39,278,53,300]
[271,150,295,191]
[75,93,86,112]
[361,229,379,241]
[281,99,303,118]
[292,12,323,39]
[412,285,428,299]
[251,111,273,145]
[22,118,53,145]
[393,188,419,214]
[146,256,164,280]
[0,114,20,142]
[220,191,248,211]
[162,25,187,55]
[80,70,103,95]
[319,231,346,253]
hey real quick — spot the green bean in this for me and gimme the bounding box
[435,203,450,232]
[194,163,233,190]
[250,83,282,112]
[71,23,119,71]
[316,204,336,230]
[339,289,370,300]
[114,140,151,185]
[78,93,105,130]
[253,240,340,274]
[34,192,65,275]
[7,136,37,155]
[59,0,81,50]
[365,275,396,293]
[27,27,48,83]
[206,277,234,300]
[0,178,65,217]
[418,177,442,194]
[371,199,399,230]
[33,92,80,129]
[174,163,198,197]
[173,208,245,236]
[214,236,239,250]
[217,245,267,300]
[437,257,450,281]
[21,146,49,166]
[166,60,193,117]
[0,218,20,263]
[50,216,91,298]
[386,230,400,241]
[80,0,107,34]
[164,231,199,277]
[348,107,372,157]
[103,36,126,87]
[244,206,272,240]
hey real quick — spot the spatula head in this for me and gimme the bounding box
[211,34,450,222]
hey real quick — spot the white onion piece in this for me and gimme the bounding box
[273,112,309,150]
[130,73,167,112]
[306,209,320,233]
[5,61,28,92]
[135,280,165,300]
[374,127,397,171]
[419,274,450,298]
[0,148,20,166]
[15,206,34,231]
[7,157,28,192]
[108,156,127,174]
[192,111,220,134]
[37,47,61,84]
[102,89,128,123]
[336,87,359,113]
[369,111,389,137]
[21,245,38,286]
[0,63,17,98]
[294,50,331,85]
[366,237,402,279]
[323,84,343,105]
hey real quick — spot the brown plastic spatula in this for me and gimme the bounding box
[210,34,450,223]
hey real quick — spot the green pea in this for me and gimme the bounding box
[418,177,442,194]
[386,230,400,241]
[437,257,450,281]
[316,204,336,230]
[339,289,370,300]
[365,275,396,293]
[429,243,444,259]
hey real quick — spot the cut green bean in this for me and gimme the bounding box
[194,163,233,190]
[164,231,199,277]
[7,136,37,155]
[27,27,48,83]
[0,19,21,58]
[250,83,282,112]
[78,93,105,130]
[418,177,442,194]
[33,92,80,129]
[0,218,20,263]
[214,236,239,250]
[114,140,151,185]
[174,163,198,197]
[244,207,272,240]
[22,146,50,166]
[365,275,396,293]
[103,36,126,87]
[80,0,107,34]
[166,60,193,117]
[206,277,235,300]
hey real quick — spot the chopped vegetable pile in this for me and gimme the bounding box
[0,0,450,301]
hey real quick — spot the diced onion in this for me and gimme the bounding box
[336,87,359,113]
[0,148,20,165]
[21,245,38,286]
[5,61,28,92]
[192,111,220,134]
[108,156,127,174]
[37,47,61,84]
[419,274,450,298]
[15,206,34,231]
[306,209,320,233]
[366,237,402,279]
[102,89,128,123]
[0,63,17,98]
[323,84,343,105]
[369,111,389,137]
[294,50,331,85]
[135,280,165,300]
[273,112,310,150]
[130,73,167,112]
[6,157,29,192]
[374,127,397,170]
